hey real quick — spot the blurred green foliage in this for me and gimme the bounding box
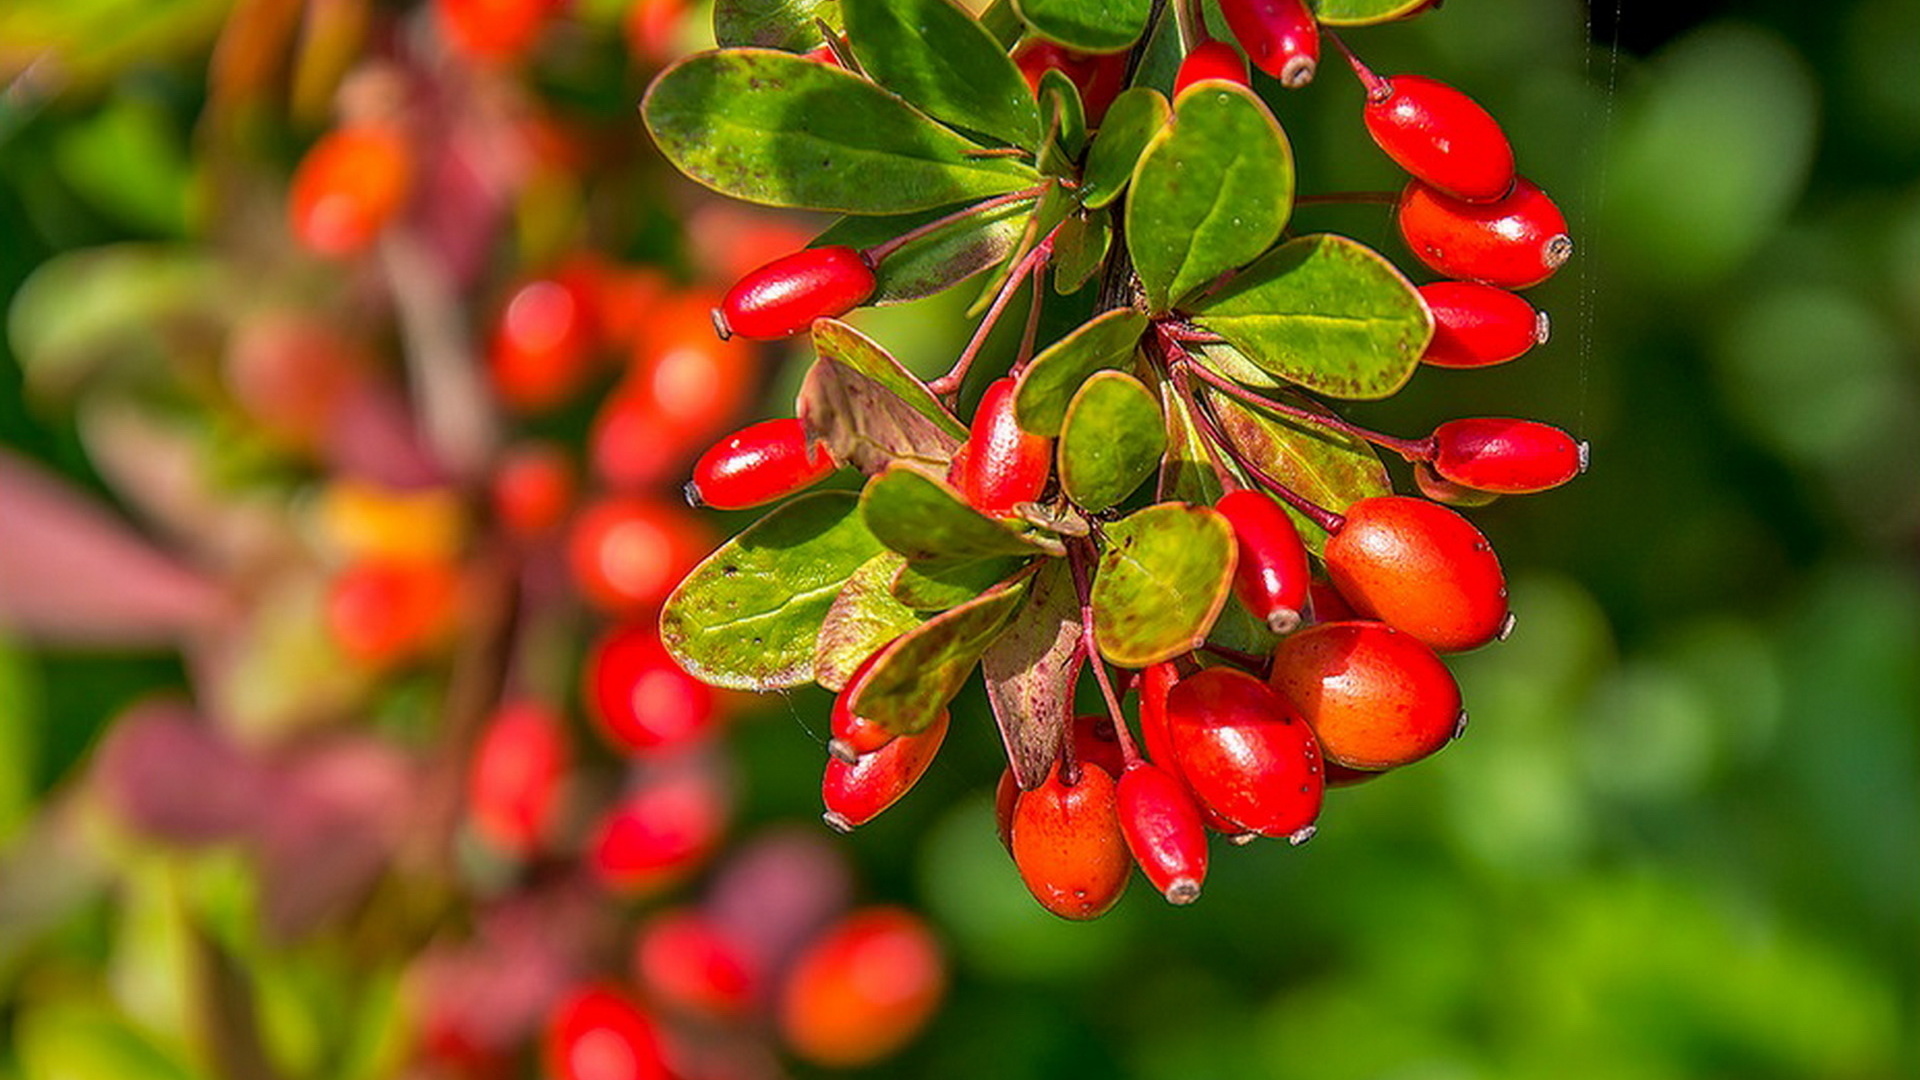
[2,0,1916,1077]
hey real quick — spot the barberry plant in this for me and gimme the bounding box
[649,0,1586,916]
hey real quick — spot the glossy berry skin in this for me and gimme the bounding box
[467,700,569,854]
[714,246,875,340]
[1398,177,1572,290]
[1219,0,1320,88]
[1010,761,1130,920]
[1174,40,1250,97]
[1325,495,1509,652]
[1430,417,1586,494]
[634,908,758,1019]
[1270,620,1464,770]
[689,418,836,510]
[543,984,672,1080]
[288,126,412,257]
[1137,660,1239,834]
[962,377,1052,518]
[1217,489,1311,633]
[1364,74,1515,203]
[1072,713,1128,779]
[586,623,719,753]
[567,495,711,614]
[1165,666,1323,840]
[1118,763,1210,904]
[436,0,559,63]
[828,648,898,763]
[1012,40,1130,123]
[1418,281,1548,368]
[822,710,949,831]
[777,907,946,1067]
[589,768,728,890]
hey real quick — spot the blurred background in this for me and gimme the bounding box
[2,0,1916,1077]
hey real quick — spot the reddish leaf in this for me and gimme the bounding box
[0,450,222,645]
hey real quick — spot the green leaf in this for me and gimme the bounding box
[1036,69,1088,164]
[713,0,841,49]
[7,244,231,400]
[1011,308,1150,436]
[53,97,191,235]
[980,559,1081,789]
[1091,502,1235,667]
[843,0,1041,151]
[861,465,1059,561]
[847,567,1033,734]
[1311,0,1434,27]
[812,319,968,438]
[660,493,885,690]
[967,180,1075,317]
[1152,369,1224,505]
[1058,371,1165,512]
[798,324,966,474]
[814,198,1036,304]
[1192,233,1433,400]
[814,552,925,690]
[1014,0,1151,53]
[891,554,1029,610]
[1079,87,1169,210]
[1127,83,1294,313]
[1204,386,1392,552]
[643,49,1038,214]
[1051,210,1111,295]
[15,1001,203,1080]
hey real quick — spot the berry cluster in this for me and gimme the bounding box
[646,0,1584,918]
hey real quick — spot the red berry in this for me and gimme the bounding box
[822,710,949,831]
[492,442,575,538]
[1071,712,1127,779]
[1218,0,1320,88]
[1165,666,1323,841]
[944,441,972,489]
[961,377,1051,519]
[1270,620,1463,770]
[688,417,837,510]
[1137,660,1240,834]
[1398,177,1572,290]
[714,246,875,341]
[585,623,720,754]
[467,700,569,854]
[1117,763,1210,904]
[436,0,559,62]
[1324,495,1509,652]
[777,907,946,1067]
[1011,39,1130,123]
[1411,460,1501,507]
[1429,417,1587,495]
[566,495,711,614]
[803,42,845,67]
[1216,489,1311,633]
[1363,74,1515,203]
[994,766,1019,852]
[325,556,459,666]
[827,648,898,763]
[1308,577,1359,623]
[487,269,603,412]
[543,985,672,1080]
[633,908,758,1019]
[288,126,412,257]
[1418,281,1548,369]
[594,297,757,485]
[1010,760,1130,920]
[589,767,728,890]
[1174,40,1250,97]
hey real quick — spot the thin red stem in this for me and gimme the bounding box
[1174,354,1432,460]
[1067,537,1143,768]
[863,186,1045,265]
[929,224,1061,399]
[1154,332,1242,494]
[1186,384,1344,534]
[1326,28,1390,102]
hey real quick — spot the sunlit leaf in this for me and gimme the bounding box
[814,198,1036,305]
[861,464,1058,561]
[844,0,1041,150]
[981,558,1082,789]
[1013,0,1151,53]
[1079,87,1169,210]
[643,49,1039,213]
[847,566,1032,734]
[1091,502,1235,667]
[660,492,885,690]
[713,0,841,50]
[1204,384,1393,551]
[1012,308,1150,436]
[1057,370,1165,512]
[814,552,925,690]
